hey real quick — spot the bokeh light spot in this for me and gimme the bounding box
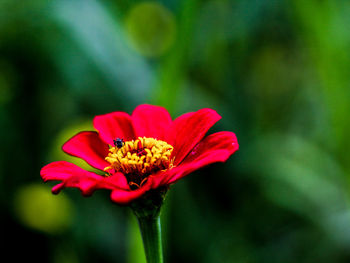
[14,184,73,234]
[50,120,102,174]
[125,2,176,57]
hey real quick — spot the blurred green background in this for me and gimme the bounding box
[1,0,350,262]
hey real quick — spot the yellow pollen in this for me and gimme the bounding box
[104,137,174,188]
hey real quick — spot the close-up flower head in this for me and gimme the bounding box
[41,104,239,205]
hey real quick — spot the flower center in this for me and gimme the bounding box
[104,137,174,189]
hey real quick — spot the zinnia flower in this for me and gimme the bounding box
[40,105,239,205]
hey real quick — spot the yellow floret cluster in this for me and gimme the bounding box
[104,137,174,176]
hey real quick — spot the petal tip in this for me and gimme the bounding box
[52,183,64,195]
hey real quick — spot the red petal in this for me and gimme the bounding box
[110,181,152,205]
[148,170,171,189]
[168,108,221,165]
[40,161,130,197]
[62,131,109,170]
[132,104,172,140]
[163,131,239,184]
[93,111,135,145]
[102,172,130,190]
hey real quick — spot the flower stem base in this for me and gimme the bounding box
[137,215,163,263]
[131,187,167,263]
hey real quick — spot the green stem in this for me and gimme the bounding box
[137,214,163,263]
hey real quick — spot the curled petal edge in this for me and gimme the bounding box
[40,161,128,194]
[41,161,156,205]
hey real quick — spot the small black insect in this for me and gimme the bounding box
[113,138,124,148]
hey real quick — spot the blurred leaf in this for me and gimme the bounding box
[242,133,350,245]
[152,0,199,113]
[293,0,350,163]
[52,0,154,104]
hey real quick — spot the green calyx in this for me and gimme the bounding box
[130,186,168,219]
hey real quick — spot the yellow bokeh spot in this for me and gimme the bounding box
[50,119,102,174]
[14,184,73,234]
[125,2,176,57]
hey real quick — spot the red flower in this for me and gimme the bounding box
[40,105,239,205]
